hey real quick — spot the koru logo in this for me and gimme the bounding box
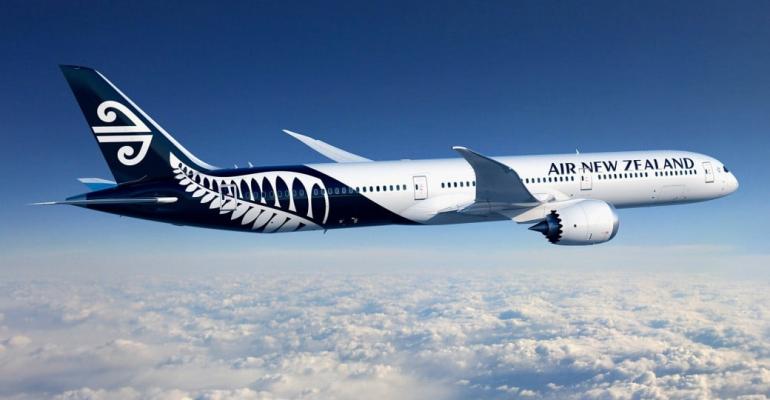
[90,101,153,166]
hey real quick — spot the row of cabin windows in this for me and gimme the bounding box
[524,176,576,184]
[221,187,308,200]
[598,172,649,180]
[655,169,697,177]
[225,184,410,200]
[441,181,476,188]
[597,170,696,180]
[354,184,408,193]
[521,170,698,184]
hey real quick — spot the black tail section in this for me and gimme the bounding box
[60,65,215,184]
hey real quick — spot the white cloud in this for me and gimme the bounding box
[0,270,769,399]
[5,335,31,348]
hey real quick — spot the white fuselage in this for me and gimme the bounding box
[309,150,739,225]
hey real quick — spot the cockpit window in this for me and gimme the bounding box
[724,165,730,173]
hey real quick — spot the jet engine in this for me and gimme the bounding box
[529,200,619,245]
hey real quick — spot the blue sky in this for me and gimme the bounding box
[1,1,768,271]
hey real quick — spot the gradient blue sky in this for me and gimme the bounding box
[1,1,768,271]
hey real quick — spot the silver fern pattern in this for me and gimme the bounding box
[170,154,328,233]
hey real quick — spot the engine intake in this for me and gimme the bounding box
[529,200,619,245]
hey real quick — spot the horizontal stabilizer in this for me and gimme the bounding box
[283,129,372,163]
[32,197,178,206]
[78,177,117,191]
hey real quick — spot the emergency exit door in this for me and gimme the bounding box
[413,176,428,200]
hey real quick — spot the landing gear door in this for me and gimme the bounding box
[703,162,715,183]
[579,168,593,190]
[219,183,238,211]
[413,176,428,200]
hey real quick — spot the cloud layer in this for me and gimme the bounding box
[1,271,769,399]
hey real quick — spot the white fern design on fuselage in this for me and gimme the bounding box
[170,153,329,233]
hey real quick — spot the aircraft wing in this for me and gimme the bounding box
[283,129,372,163]
[453,146,540,214]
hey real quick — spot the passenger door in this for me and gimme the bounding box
[703,162,715,183]
[413,176,428,200]
[579,168,592,190]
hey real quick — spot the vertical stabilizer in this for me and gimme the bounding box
[60,65,215,183]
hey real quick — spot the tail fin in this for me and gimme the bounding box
[59,65,216,184]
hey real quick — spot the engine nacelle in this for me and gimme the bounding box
[529,200,619,245]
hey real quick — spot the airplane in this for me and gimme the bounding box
[38,65,739,245]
